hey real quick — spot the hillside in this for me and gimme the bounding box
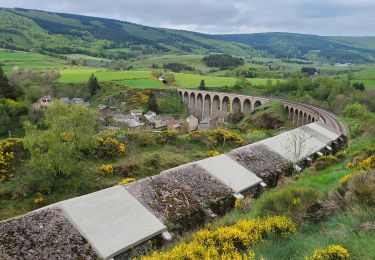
[1,7,375,63]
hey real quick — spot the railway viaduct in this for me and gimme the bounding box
[177,88,347,134]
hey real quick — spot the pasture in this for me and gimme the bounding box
[0,49,65,72]
[58,68,151,83]
[116,79,167,89]
[174,73,271,88]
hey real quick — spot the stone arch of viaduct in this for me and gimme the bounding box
[178,88,318,126]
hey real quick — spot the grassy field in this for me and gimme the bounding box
[58,68,151,83]
[116,79,167,89]
[65,54,111,62]
[0,49,65,72]
[174,72,271,88]
[351,67,375,89]
[130,54,208,71]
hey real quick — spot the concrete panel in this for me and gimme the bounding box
[307,122,340,140]
[59,186,167,260]
[261,127,327,162]
[197,154,263,193]
[300,125,332,144]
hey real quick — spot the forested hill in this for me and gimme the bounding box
[1,7,375,63]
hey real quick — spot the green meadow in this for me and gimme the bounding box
[116,79,167,89]
[174,73,271,88]
[0,49,64,72]
[58,68,151,83]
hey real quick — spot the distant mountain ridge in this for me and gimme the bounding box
[0,7,375,63]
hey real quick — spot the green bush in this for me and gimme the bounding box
[312,155,339,171]
[257,186,322,223]
[342,102,365,118]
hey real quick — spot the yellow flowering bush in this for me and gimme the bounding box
[33,192,44,205]
[0,138,24,153]
[248,129,265,135]
[208,150,220,157]
[127,92,149,106]
[357,155,375,171]
[0,138,24,182]
[159,130,179,143]
[309,245,350,260]
[338,174,354,188]
[188,129,244,148]
[60,131,74,142]
[96,130,126,158]
[0,151,15,182]
[142,216,295,260]
[100,164,113,175]
[118,178,136,185]
[312,156,339,171]
[335,150,348,159]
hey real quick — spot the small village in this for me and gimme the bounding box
[32,95,232,132]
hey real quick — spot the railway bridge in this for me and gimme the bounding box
[177,88,347,134]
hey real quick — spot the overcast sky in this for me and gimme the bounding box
[1,0,374,36]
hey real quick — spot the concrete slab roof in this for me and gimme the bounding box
[197,154,262,193]
[307,122,340,140]
[261,126,327,162]
[59,186,167,260]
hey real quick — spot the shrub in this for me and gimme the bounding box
[322,170,375,217]
[124,131,159,147]
[346,170,375,206]
[357,155,375,171]
[118,178,136,186]
[0,138,24,154]
[95,130,126,158]
[208,150,220,157]
[100,164,113,175]
[342,102,365,118]
[159,130,179,143]
[33,192,44,205]
[188,129,243,148]
[309,245,350,260]
[0,150,15,182]
[257,186,322,223]
[312,155,339,171]
[335,150,348,160]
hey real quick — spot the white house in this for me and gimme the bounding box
[186,115,199,131]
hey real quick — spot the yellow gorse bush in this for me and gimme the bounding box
[357,155,375,171]
[100,164,113,175]
[0,151,15,182]
[142,216,296,260]
[309,245,350,260]
[338,174,354,188]
[96,130,126,157]
[60,131,74,142]
[188,129,244,148]
[208,150,220,157]
[118,178,136,185]
[0,138,23,182]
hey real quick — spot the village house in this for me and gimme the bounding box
[150,115,175,130]
[32,95,53,110]
[167,119,181,131]
[98,105,117,119]
[186,114,199,131]
[198,111,230,130]
[60,97,90,107]
[130,110,143,117]
[112,114,144,128]
[144,111,157,122]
